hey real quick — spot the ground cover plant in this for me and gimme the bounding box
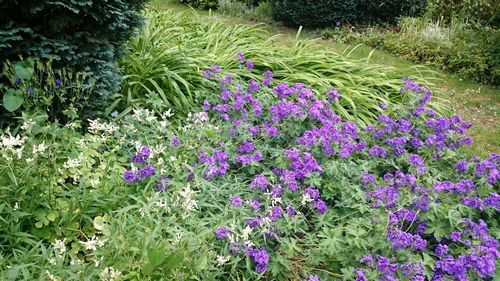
[1,54,498,280]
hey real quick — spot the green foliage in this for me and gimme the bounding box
[271,0,427,28]
[179,0,219,9]
[0,59,94,127]
[218,0,273,22]
[426,0,500,27]
[0,0,150,117]
[360,18,500,86]
[448,26,500,85]
[116,9,443,125]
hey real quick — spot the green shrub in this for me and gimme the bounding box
[0,59,94,127]
[272,0,427,28]
[359,18,500,86]
[449,26,500,85]
[0,0,149,117]
[179,0,218,9]
[426,0,500,27]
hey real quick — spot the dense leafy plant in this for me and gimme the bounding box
[117,9,443,125]
[179,0,218,9]
[271,0,427,28]
[1,57,499,280]
[360,19,500,86]
[0,0,149,117]
[0,59,94,127]
[426,0,500,27]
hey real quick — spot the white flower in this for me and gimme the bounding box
[163,108,174,118]
[90,178,100,188]
[154,199,167,208]
[63,153,84,169]
[53,239,66,256]
[13,202,19,210]
[216,255,230,265]
[45,270,61,281]
[20,118,34,131]
[241,226,252,241]
[169,156,177,161]
[32,142,47,155]
[99,267,121,281]
[301,194,312,205]
[80,236,106,251]
[0,132,25,149]
[88,119,119,135]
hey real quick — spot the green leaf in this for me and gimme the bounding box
[15,62,33,81]
[3,89,24,112]
[148,247,166,268]
[164,251,183,270]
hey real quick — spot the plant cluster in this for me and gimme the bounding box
[426,0,500,27]
[271,0,427,28]
[0,0,149,117]
[1,52,498,280]
[322,18,500,86]
[0,59,94,127]
[118,10,443,124]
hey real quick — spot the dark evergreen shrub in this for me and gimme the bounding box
[272,0,427,28]
[0,0,149,117]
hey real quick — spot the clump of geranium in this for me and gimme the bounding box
[123,53,499,279]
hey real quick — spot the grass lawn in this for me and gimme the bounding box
[151,0,499,157]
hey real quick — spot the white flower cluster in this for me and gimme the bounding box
[88,119,119,135]
[52,238,66,261]
[63,153,84,169]
[172,184,198,219]
[132,108,157,123]
[181,112,219,132]
[0,131,26,161]
[80,235,106,252]
[45,270,61,281]
[99,267,121,281]
[216,255,230,265]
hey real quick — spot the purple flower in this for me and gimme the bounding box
[408,154,427,174]
[263,70,273,87]
[27,87,33,94]
[230,196,242,207]
[140,146,151,158]
[211,65,221,73]
[251,248,269,273]
[450,231,461,242]
[156,176,172,191]
[249,200,261,210]
[237,141,255,154]
[308,275,320,281]
[435,244,448,257]
[355,269,367,281]
[171,136,180,148]
[250,174,268,190]
[360,172,376,186]
[455,160,468,173]
[326,88,339,103]
[215,227,229,240]
[286,205,296,216]
[55,79,62,87]
[380,102,387,110]
[137,164,156,180]
[236,52,245,63]
[123,170,136,183]
[315,199,328,215]
[202,99,211,111]
[246,60,254,70]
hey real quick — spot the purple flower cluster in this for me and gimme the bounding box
[199,150,229,180]
[198,58,499,278]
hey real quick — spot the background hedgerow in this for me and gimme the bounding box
[0,0,149,118]
[271,0,427,28]
[116,9,446,125]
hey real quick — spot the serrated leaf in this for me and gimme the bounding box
[3,89,24,112]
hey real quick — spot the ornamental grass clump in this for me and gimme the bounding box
[121,54,498,279]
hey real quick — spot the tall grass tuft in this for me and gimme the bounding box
[115,9,446,124]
